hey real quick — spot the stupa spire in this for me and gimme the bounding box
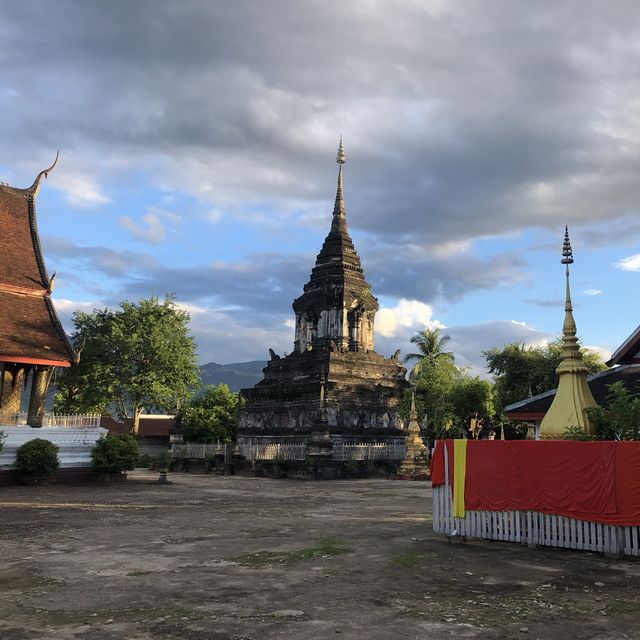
[332,136,346,224]
[539,226,597,438]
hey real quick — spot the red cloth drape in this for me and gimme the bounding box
[430,439,454,489]
[431,439,640,526]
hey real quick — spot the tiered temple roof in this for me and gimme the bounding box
[0,157,75,368]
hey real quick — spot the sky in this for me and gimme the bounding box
[2,0,640,375]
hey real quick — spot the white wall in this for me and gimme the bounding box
[0,426,107,469]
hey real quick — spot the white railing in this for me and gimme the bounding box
[0,413,101,428]
[240,442,308,462]
[237,440,406,462]
[332,442,406,461]
[432,444,640,557]
[171,443,225,459]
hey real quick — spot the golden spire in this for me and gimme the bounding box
[409,386,418,422]
[560,226,579,359]
[332,136,346,223]
[539,226,597,438]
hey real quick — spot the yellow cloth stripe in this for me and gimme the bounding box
[452,439,467,518]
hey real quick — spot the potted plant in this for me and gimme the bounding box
[155,448,171,484]
[91,434,139,481]
[15,438,59,485]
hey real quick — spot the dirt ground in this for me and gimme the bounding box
[1,473,640,640]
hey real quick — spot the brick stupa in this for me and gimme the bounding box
[237,140,409,448]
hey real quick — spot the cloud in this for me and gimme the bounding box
[3,1,640,248]
[614,254,640,272]
[50,171,111,208]
[582,345,612,362]
[375,299,443,338]
[119,212,167,245]
[583,288,602,296]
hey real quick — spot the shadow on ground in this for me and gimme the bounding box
[0,472,639,639]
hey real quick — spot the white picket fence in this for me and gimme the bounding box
[332,441,406,461]
[1,413,101,428]
[237,440,406,462]
[171,443,225,459]
[432,444,640,557]
[240,442,308,462]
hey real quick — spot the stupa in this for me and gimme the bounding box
[539,227,597,438]
[237,140,409,449]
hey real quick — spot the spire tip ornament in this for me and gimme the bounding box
[336,135,346,165]
[561,225,574,265]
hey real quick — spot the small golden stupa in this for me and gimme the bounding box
[539,227,597,438]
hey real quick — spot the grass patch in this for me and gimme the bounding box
[392,550,422,567]
[233,538,353,567]
[127,569,154,576]
[606,600,640,616]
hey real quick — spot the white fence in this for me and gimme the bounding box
[1,413,101,428]
[332,442,405,461]
[432,444,640,557]
[237,440,406,462]
[171,443,225,459]
[240,442,308,462]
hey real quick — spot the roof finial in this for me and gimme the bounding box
[332,137,346,223]
[336,135,346,165]
[29,150,60,196]
[562,225,575,315]
[561,225,574,266]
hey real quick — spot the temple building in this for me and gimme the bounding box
[237,140,409,449]
[0,155,76,426]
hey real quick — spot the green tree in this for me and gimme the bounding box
[54,295,200,434]
[449,376,494,435]
[179,384,240,443]
[404,327,453,378]
[483,339,607,415]
[483,339,607,438]
[400,354,461,443]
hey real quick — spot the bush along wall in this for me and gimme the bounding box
[15,438,60,483]
[91,434,140,477]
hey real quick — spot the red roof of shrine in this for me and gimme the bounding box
[0,160,75,367]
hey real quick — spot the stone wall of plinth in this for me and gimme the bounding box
[0,426,107,469]
[238,348,409,441]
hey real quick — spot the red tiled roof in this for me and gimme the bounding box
[0,185,47,290]
[0,178,74,366]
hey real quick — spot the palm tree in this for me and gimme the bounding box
[404,327,453,377]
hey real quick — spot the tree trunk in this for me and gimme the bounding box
[132,406,141,435]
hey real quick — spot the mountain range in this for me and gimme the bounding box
[200,361,266,392]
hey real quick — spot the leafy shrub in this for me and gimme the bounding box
[584,382,640,441]
[16,438,59,476]
[137,452,156,469]
[156,449,171,471]
[91,434,139,473]
[562,424,595,441]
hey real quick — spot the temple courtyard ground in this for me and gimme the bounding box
[1,474,640,640]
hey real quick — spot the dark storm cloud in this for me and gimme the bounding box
[45,234,525,317]
[4,1,640,245]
